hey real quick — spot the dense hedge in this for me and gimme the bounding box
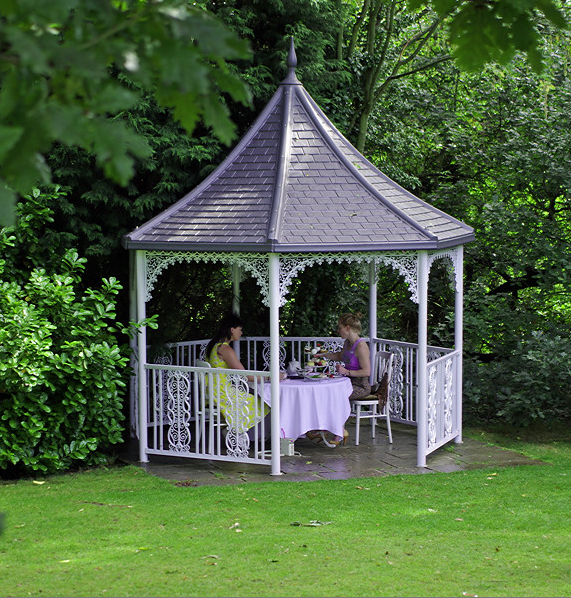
[0,190,129,475]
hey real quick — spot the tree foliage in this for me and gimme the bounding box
[410,0,568,73]
[142,1,571,427]
[338,1,452,151]
[397,25,571,425]
[0,0,252,224]
[45,94,228,298]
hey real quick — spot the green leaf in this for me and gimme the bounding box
[534,0,569,29]
[0,126,24,162]
[165,91,200,137]
[0,184,17,227]
[0,0,251,197]
[87,84,140,114]
[213,70,252,106]
[0,0,18,15]
[201,95,236,146]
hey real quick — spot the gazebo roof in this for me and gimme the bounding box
[123,40,474,253]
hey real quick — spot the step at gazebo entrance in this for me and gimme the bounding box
[122,39,475,474]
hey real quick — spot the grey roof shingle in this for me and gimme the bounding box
[123,42,474,253]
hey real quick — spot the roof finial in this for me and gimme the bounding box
[287,36,297,71]
[281,36,300,85]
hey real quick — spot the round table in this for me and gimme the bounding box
[263,376,352,441]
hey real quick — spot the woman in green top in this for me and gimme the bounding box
[205,313,270,440]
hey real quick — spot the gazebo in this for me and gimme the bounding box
[122,39,475,474]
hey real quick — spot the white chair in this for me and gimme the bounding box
[350,350,394,445]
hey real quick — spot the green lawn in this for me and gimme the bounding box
[1,427,570,597]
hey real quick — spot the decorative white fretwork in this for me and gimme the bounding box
[144,250,424,307]
[318,340,344,374]
[426,354,456,448]
[144,251,270,304]
[166,370,192,452]
[378,253,420,304]
[427,364,438,447]
[154,354,173,418]
[198,342,208,362]
[224,374,252,458]
[428,349,444,362]
[278,251,422,304]
[444,357,454,436]
[427,247,462,294]
[262,340,286,370]
[386,345,404,418]
[319,340,344,354]
[143,247,461,308]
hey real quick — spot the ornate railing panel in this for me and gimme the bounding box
[165,370,192,452]
[424,350,460,454]
[142,336,454,431]
[144,365,271,465]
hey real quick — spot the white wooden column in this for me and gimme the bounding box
[128,250,138,437]
[232,263,241,360]
[268,253,282,475]
[416,251,429,468]
[368,259,377,383]
[135,250,148,463]
[232,263,241,314]
[454,245,464,444]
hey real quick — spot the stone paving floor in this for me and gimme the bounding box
[120,421,547,486]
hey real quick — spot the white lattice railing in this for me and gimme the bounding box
[131,336,459,467]
[137,336,454,421]
[161,337,451,415]
[145,364,272,465]
[425,349,461,455]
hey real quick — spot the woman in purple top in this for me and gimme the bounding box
[309,312,371,446]
[324,312,371,399]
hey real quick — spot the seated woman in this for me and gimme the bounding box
[205,313,270,442]
[310,311,371,446]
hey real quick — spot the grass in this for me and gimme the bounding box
[1,426,570,597]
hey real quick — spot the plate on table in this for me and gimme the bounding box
[302,372,328,382]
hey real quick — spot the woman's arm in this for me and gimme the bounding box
[217,343,243,370]
[355,342,371,377]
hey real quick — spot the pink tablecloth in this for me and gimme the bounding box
[263,376,352,440]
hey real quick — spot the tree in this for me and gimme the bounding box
[335,0,568,152]
[405,33,571,425]
[338,1,453,151]
[411,0,568,73]
[0,0,252,224]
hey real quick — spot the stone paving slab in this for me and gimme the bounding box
[119,422,547,486]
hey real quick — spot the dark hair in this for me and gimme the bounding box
[205,312,244,358]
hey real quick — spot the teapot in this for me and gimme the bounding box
[286,359,301,376]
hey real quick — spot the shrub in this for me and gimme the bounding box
[463,329,571,428]
[0,189,130,475]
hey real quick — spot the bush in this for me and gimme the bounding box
[0,189,129,475]
[463,329,571,428]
